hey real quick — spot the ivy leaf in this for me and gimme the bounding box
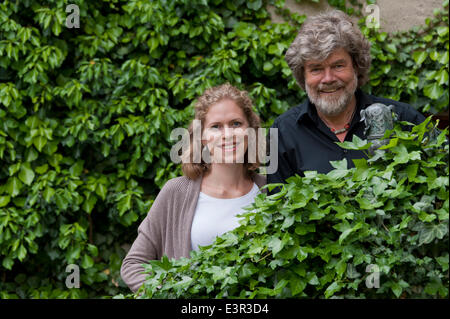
[418,224,448,245]
[82,194,98,214]
[436,26,449,37]
[424,277,445,296]
[324,281,343,298]
[117,194,132,216]
[234,22,252,38]
[268,237,283,256]
[379,137,398,149]
[18,162,35,186]
[2,257,14,270]
[81,254,94,269]
[96,183,108,200]
[391,144,421,163]
[32,136,47,152]
[330,158,348,170]
[436,254,449,272]
[412,51,428,65]
[43,187,55,202]
[6,177,22,197]
[405,163,419,181]
[17,244,27,261]
[66,245,82,262]
[246,0,262,10]
[391,282,403,298]
[385,43,397,54]
[346,263,361,279]
[281,214,295,229]
[69,160,84,177]
[423,82,444,100]
[429,51,439,61]
[296,247,309,262]
[54,192,69,211]
[121,211,138,226]
[435,69,448,85]
[338,222,363,244]
[0,195,10,207]
[438,51,449,64]
[8,163,21,176]
[336,135,370,150]
[290,277,307,296]
[263,61,274,72]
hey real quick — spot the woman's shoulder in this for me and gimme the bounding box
[148,176,200,216]
[160,176,200,197]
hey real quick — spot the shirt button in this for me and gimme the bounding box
[343,149,348,154]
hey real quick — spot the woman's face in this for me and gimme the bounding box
[202,99,249,164]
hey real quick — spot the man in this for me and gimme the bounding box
[267,10,425,187]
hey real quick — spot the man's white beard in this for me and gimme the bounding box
[306,73,358,117]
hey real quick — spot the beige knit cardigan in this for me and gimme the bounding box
[120,174,267,293]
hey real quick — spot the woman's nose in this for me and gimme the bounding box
[222,126,234,138]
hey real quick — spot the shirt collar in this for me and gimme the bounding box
[296,88,375,124]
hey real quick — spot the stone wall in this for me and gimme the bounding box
[268,0,444,33]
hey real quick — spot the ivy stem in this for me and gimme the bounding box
[255,251,272,263]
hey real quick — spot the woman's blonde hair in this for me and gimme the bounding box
[181,83,261,180]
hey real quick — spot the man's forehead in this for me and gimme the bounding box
[304,48,352,66]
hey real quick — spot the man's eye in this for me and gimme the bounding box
[310,68,321,73]
[334,64,344,69]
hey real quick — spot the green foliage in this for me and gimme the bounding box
[0,0,448,298]
[0,0,297,299]
[360,2,449,114]
[135,118,449,299]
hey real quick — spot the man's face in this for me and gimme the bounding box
[304,48,358,117]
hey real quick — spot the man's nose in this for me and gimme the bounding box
[321,68,336,84]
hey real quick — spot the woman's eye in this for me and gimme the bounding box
[210,124,219,129]
[232,121,241,127]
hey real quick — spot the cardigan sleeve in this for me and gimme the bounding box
[120,181,173,293]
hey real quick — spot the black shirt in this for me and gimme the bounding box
[267,89,426,187]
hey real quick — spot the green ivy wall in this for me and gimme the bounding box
[0,0,448,298]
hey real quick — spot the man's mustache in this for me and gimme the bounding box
[317,81,345,91]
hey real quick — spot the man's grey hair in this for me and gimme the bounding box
[285,10,371,90]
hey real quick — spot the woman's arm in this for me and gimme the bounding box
[120,185,171,293]
[120,221,159,293]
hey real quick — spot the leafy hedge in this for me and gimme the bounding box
[0,0,448,298]
[132,119,449,299]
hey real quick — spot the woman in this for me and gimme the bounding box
[120,83,266,293]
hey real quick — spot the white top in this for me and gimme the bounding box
[190,183,260,251]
